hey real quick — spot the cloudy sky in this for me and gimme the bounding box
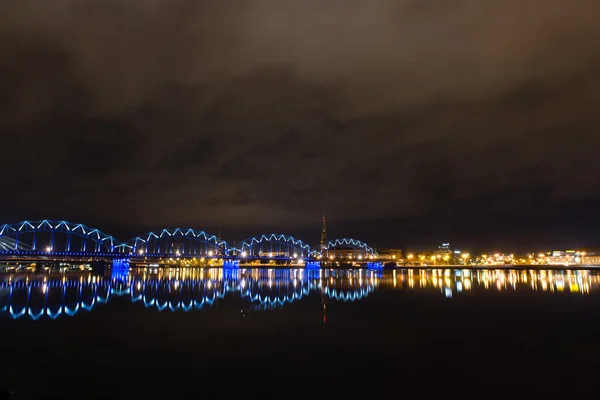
[1,0,599,250]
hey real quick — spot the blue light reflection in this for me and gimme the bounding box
[0,268,379,320]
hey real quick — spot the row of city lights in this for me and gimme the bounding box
[135,248,376,260]
[136,249,300,258]
[406,253,471,262]
[36,246,589,264]
[317,254,375,260]
[403,252,589,262]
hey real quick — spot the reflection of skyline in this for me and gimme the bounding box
[384,269,596,298]
[1,268,597,320]
[0,268,380,320]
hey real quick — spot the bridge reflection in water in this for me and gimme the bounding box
[0,268,380,320]
[1,268,598,320]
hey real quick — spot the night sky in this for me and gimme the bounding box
[1,1,600,251]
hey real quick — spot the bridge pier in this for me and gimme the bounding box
[223,259,240,269]
[367,262,383,270]
[305,261,321,270]
[112,258,130,268]
[109,258,131,283]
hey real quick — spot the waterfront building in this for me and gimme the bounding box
[377,248,402,262]
[546,250,577,266]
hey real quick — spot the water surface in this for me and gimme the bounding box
[1,268,599,399]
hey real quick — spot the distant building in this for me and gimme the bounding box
[405,243,464,266]
[378,248,402,262]
[322,248,373,260]
[546,250,577,265]
[481,253,515,265]
[435,242,453,260]
[536,250,600,266]
[576,249,600,265]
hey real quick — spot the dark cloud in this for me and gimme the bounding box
[1,0,600,248]
[156,138,216,170]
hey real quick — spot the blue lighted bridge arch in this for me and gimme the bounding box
[321,238,375,259]
[0,219,379,263]
[0,220,121,254]
[230,234,313,258]
[126,228,228,258]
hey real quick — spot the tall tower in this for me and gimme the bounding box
[320,210,327,249]
[217,230,223,255]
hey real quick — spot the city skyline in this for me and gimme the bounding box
[1,216,598,259]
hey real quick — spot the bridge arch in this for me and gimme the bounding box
[320,238,375,260]
[0,220,121,254]
[126,228,227,257]
[230,234,313,258]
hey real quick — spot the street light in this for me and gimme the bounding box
[208,250,214,257]
[462,253,469,265]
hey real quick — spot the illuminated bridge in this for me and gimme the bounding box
[0,220,379,267]
[228,234,314,258]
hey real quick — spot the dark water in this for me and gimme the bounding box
[1,267,600,399]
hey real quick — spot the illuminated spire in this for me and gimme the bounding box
[320,210,327,249]
[217,230,222,254]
